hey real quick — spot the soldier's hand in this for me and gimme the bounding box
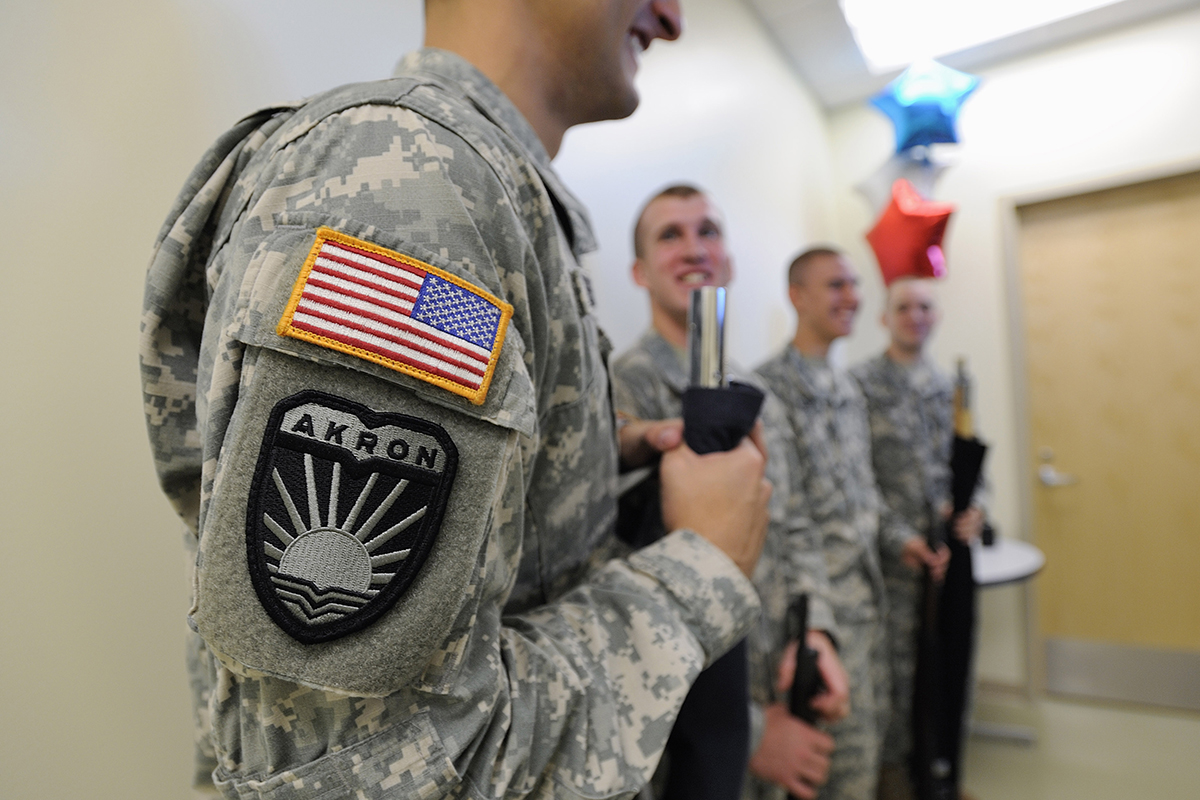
[952,505,985,544]
[616,415,683,470]
[774,634,851,723]
[807,631,851,722]
[749,703,834,799]
[659,423,770,578]
[901,536,950,582]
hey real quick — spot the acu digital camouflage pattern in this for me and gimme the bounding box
[140,49,759,799]
[610,330,837,800]
[755,347,921,800]
[850,354,952,770]
[614,331,811,758]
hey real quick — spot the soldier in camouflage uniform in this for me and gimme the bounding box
[139,3,776,798]
[755,249,948,800]
[610,186,851,800]
[849,279,982,800]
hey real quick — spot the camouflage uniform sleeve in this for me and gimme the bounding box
[780,479,839,637]
[751,363,839,639]
[485,531,762,798]
[846,367,920,567]
[759,393,838,637]
[744,389,803,747]
[139,104,306,795]
[875,495,922,564]
[870,441,922,565]
[160,99,759,799]
[749,702,767,756]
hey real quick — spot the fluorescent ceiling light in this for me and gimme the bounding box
[840,0,1125,73]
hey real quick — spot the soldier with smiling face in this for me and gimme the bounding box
[140,2,775,798]
[612,187,852,800]
[754,249,948,800]
[850,278,984,800]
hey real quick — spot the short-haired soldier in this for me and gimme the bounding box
[850,278,984,800]
[612,187,851,800]
[140,2,772,797]
[755,249,947,800]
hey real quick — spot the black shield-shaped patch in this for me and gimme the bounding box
[247,391,458,644]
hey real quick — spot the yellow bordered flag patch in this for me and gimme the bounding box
[278,228,513,405]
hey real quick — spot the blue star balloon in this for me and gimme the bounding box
[870,60,980,153]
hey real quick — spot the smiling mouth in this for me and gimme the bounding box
[679,270,712,286]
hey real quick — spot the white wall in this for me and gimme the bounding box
[557,0,836,367]
[825,7,1200,684]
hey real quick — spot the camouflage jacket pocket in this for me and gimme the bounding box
[231,217,536,437]
[190,217,537,697]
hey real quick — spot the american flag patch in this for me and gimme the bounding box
[278,228,513,405]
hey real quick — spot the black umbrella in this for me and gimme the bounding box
[912,368,987,800]
[784,594,826,800]
[615,288,763,800]
[649,379,763,800]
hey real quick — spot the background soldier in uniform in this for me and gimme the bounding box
[754,249,947,800]
[850,278,984,800]
[611,186,849,800]
[139,1,775,797]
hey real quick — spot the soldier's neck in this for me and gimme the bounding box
[886,342,922,365]
[424,4,568,158]
[651,307,688,351]
[791,327,833,360]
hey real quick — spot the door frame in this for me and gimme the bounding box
[998,154,1200,697]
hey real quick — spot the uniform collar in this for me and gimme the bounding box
[784,346,828,395]
[880,352,942,396]
[638,329,689,394]
[395,49,596,255]
[397,48,549,166]
[784,346,849,401]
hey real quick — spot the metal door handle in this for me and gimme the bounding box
[1038,464,1077,487]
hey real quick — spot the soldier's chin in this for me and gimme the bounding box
[592,81,640,123]
[618,92,640,119]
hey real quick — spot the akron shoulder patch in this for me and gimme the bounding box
[248,391,458,644]
[277,227,514,405]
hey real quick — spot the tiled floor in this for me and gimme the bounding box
[962,695,1200,799]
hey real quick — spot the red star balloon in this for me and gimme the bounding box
[866,178,955,286]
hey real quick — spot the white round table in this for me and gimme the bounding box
[968,537,1046,744]
[972,537,1045,587]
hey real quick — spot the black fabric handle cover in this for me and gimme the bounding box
[656,380,764,800]
[681,381,765,455]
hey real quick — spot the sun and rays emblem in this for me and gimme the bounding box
[262,453,428,625]
[248,392,458,643]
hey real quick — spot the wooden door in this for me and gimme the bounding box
[1017,170,1200,711]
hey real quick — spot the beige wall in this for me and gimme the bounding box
[825,7,1200,685]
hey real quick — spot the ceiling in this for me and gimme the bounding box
[742,0,1200,108]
